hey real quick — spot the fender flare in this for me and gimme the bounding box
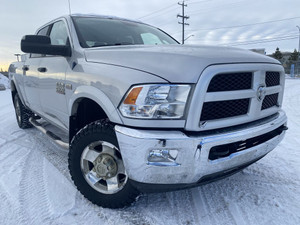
[68,85,123,124]
[10,75,26,105]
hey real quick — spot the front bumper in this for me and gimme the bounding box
[115,111,287,185]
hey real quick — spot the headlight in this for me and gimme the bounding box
[119,84,191,119]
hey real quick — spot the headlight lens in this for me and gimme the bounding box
[119,84,191,119]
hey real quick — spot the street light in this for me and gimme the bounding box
[184,34,194,42]
[14,54,21,62]
[296,26,300,76]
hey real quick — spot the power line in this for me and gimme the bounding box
[187,0,213,4]
[169,16,300,35]
[220,35,298,46]
[188,0,249,15]
[229,37,298,46]
[193,32,299,41]
[186,16,300,32]
[137,3,176,20]
[187,33,298,46]
[137,0,212,23]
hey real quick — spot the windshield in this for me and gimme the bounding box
[72,17,179,48]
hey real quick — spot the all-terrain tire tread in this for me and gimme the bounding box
[14,93,33,129]
[68,119,139,209]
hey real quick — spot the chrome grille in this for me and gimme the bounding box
[200,70,282,122]
[185,64,284,131]
[185,64,285,131]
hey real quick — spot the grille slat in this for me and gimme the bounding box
[261,93,279,110]
[200,99,250,121]
[266,71,280,87]
[207,72,252,92]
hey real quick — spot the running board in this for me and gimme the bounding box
[29,117,69,149]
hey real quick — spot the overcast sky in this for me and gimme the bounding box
[0,0,299,71]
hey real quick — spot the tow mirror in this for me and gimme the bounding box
[21,35,71,57]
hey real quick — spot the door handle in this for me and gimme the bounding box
[22,65,29,71]
[37,67,47,73]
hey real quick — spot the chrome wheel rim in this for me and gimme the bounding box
[14,100,21,124]
[80,141,128,194]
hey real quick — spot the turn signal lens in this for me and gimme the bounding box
[123,87,143,105]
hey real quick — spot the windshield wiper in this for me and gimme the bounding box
[114,42,134,46]
[91,42,134,48]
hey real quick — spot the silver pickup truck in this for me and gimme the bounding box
[9,14,287,208]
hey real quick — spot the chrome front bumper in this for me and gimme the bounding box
[115,111,287,184]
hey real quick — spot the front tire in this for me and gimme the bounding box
[68,120,139,208]
[13,93,33,129]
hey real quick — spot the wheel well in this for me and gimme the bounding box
[69,98,108,142]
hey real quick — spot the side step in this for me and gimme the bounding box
[29,117,69,149]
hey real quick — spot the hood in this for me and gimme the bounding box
[84,45,280,83]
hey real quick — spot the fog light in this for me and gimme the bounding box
[147,149,180,166]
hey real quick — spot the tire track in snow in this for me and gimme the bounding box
[166,192,180,223]
[212,165,300,225]
[26,129,70,179]
[0,132,27,149]
[192,185,220,225]
[0,184,22,225]
[19,149,52,224]
[191,180,251,225]
[211,177,252,225]
[243,164,300,224]
[0,146,30,225]
[160,189,198,225]
[183,189,199,224]
[191,187,211,224]
[23,129,152,225]
[0,143,24,163]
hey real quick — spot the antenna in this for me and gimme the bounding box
[68,0,72,15]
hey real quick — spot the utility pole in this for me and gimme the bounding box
[177,1,189,44]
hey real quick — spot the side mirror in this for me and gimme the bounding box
[21,35,71,57]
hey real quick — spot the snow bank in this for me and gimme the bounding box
[0,73,10,89]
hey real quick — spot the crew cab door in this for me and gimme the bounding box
[23,26,49,113]
[38,20,71,130]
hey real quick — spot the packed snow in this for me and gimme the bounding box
[0,79,299,225]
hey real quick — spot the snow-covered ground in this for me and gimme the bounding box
[0,73,10,89]
[0,79,299,225]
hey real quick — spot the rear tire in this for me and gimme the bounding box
[68,120,139,208]
[13,93,33,129]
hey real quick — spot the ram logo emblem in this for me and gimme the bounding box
[257,85,266,101]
